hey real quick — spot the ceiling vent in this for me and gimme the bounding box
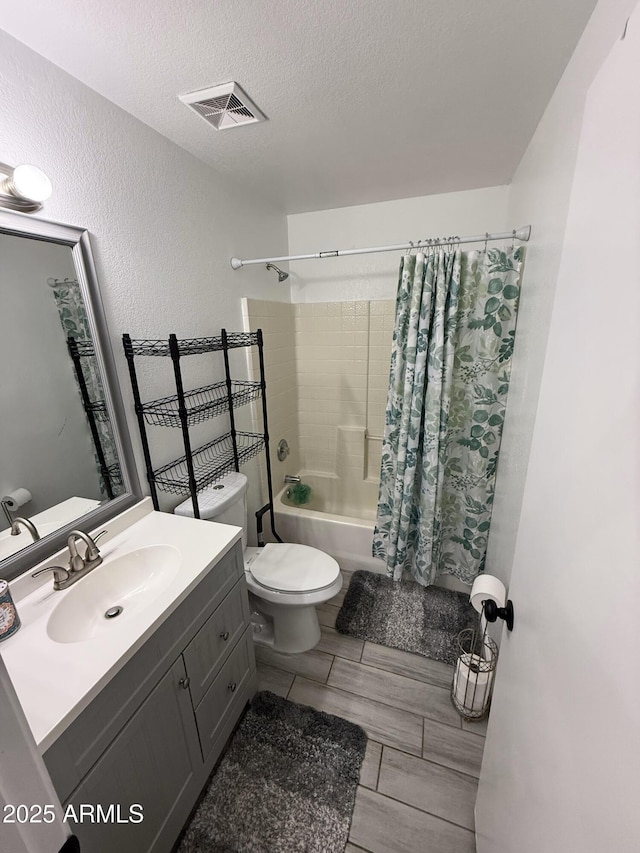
[179,82,266,130]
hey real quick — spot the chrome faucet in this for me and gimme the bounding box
[283,474,301,484]
[9,517,40,542]
[32,529,107,591]
[68,529,105,573]
[1,499,40,541]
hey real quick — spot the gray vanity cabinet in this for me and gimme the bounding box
[42,541,257,853]
[64,657,202,853]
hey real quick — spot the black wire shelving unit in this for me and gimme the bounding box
[122,329,281,540]
[67,336,122,499]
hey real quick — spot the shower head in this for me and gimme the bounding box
[266,263,289,282]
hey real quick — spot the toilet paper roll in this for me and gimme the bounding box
[1,488,32,510]
[453,653,493,713]
[469,573,506,615]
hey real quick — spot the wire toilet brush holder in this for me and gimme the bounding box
[451,621,498,721]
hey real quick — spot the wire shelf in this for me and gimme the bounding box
[70,340,97,357]
[85,400,110,422]
[126,332,259,357]
[151,431,264,495]
[140,380,261,427]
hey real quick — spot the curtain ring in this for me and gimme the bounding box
[511,229,516,251]
[484,232,489,254]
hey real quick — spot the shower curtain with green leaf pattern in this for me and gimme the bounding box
[372,246,523,586]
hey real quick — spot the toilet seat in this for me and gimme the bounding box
[246,543,340,594]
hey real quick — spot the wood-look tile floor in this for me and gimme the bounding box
[255,570,486,853]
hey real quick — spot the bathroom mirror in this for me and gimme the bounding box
[0,208,140,580]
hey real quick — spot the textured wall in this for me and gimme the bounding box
[477,2,640,849]
[287,185,509,302]
[0,30,288,517]
[484,0,639,588]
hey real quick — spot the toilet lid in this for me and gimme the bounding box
[250,543,339,593]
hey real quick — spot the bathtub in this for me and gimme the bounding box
[273,472,386,574]
[273,472,469,592]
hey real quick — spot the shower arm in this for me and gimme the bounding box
[230,226,531,270]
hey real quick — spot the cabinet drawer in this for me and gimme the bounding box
[195,627,255,761]
[183,579,250,707]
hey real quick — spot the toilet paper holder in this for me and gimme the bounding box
[484,599,515,631]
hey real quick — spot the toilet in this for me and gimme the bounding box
[174,473,342,653]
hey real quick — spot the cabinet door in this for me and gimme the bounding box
[67,658,201,853]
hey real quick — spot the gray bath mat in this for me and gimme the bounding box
[177,690,367,853]
[336,570,479,665]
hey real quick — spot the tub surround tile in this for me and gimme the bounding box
[348,787,476,853]
[361,642,454,691]
[288,677,424,757]
[255,662,295,698]
[328,658,460,727]
[247,297,398,481]
[378,747,477,831]
[422,719,484,778]
[359,740,383,790]
[254,645,333,684]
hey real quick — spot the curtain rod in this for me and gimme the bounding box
[230,225,531,270]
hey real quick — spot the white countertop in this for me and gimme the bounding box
[0,499,242,752]
[0,496,101,560]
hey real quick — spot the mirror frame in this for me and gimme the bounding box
[0,208,141,580]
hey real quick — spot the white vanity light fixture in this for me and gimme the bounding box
[0,163,53,212]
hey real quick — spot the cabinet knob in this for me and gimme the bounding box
[227,681,237,692]
[220,631,230,641]
[179,676,191,690]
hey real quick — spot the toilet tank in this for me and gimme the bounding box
[173,472,248,549]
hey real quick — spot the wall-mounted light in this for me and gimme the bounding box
[0,163,52,212]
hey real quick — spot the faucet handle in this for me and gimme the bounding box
[32,565,71,585]
[87,530,107,560]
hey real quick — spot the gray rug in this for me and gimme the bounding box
[336,570,479,666]
[177,691,367,853]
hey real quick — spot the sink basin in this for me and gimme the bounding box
[0,522,64,560]
[47,545,181,644]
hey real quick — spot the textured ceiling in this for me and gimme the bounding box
[0,0,597,213]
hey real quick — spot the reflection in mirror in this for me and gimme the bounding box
[0,232,124,561]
